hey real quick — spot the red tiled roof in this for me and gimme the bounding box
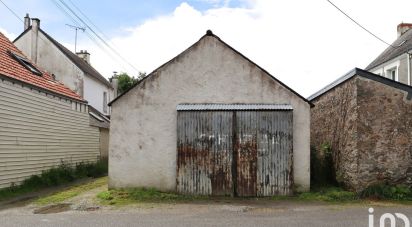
[0,32,84,102]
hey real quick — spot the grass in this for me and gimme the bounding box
[0,159,108,202]
[359,184,412,201]
[34,177,107,205]
[97,188,208,205]
[273,185,412,204]
[297,186,357,202]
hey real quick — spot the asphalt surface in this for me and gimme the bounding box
[0,201,411,227]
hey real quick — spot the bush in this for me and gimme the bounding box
[359,184,412,200]
[0,159,108,201]
[310,143,337,187]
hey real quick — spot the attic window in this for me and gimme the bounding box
[8,51,42,76]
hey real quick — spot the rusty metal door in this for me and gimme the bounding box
[234,111,258,196]
[177,111,233,195]
[177,106,293,196]
[256,111,293,196]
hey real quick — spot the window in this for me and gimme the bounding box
[8,51,42,76]
[386,67,397,81]
[103,91,107,113]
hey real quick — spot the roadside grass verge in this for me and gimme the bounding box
[0,159,107,202]
[34,177,107,205]
[273,185,412,204]
[97,188,208,205]
[296,186,357,202]
[98,185,412,206]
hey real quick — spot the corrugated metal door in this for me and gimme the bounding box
[177,109,293,196]
[256,111,293,196]
[234,111,258,196]
[177,111,233,195]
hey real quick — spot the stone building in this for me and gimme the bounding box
[309,68,412,191]
[108,30,311,196]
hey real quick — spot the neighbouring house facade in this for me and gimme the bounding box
[309,68,412,191]
[0,32,100,188]
[13,15,114,115]
[366,23,412,86]
[88,105,110,159]
[108,30,311,196]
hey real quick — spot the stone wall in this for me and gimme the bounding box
[311,78,359,189]
[311,75,412,191]
[356,77,412,189]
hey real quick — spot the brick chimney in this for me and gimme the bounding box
[24,13,30,30]
[397,23,412,37]
[31,18,40,63]
[76,50,90,64]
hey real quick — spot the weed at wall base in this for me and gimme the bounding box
[0,159,108,201]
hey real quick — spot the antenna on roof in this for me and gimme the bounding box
[65,24,86,53]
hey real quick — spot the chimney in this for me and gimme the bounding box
[109,72,119,97]
[76,50,91,64]
[31,18,40,63]
[397,23,412,37]
[24,13,30,30]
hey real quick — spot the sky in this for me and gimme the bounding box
[1,0,412,97]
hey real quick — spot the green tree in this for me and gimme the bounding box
[117,72,146,94]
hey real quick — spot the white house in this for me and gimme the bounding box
[13,14,114,115]
[366,23,412,86]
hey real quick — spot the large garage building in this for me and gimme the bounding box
[108,30,311,196]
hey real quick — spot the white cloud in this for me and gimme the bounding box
[0,28,16,41]
[67,0,412,97]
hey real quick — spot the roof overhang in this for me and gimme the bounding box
[176,103,293,111]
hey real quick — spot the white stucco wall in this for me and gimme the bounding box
[109,35,311,192]
[14,30,113,114]
[84,75,113,114]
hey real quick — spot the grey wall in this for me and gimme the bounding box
[109,36,311,192]
[0,78,100,189]
[100,128,109,159]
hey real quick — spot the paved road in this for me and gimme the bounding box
[0,201,411,227]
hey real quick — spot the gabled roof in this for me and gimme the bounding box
[109,30,312,106]
[308,68,412,101]
[365,28,412,70]
[14,27,112,88]
[0,32,84,102]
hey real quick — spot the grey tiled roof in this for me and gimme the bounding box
[366,29,412,70]
[308,68,412,101]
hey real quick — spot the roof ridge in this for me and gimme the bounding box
[37,28,112,88]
